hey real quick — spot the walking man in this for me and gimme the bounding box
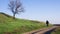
[46,20,49,26]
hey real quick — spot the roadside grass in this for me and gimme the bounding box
[51,27,60,34]
[0,13,52,34]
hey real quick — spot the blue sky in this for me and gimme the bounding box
[0,0,60,24]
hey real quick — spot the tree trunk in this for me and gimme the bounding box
[13,13,15,19]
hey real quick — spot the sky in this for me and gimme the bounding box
[0,0,60,24]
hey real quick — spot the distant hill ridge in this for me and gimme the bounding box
[0,12,12,18]
[0,12,45,23]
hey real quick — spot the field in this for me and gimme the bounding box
[51,26,60,34]
[0,13,52,34]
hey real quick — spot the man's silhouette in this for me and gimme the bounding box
[46,20,49,26]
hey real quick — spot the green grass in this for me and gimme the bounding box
[51,27,60,34]
[0,13,52,34]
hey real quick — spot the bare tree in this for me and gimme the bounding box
[8,0,24,19]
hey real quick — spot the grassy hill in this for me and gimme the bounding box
[0,12,52,34]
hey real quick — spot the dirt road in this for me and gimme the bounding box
[23,26,58,34]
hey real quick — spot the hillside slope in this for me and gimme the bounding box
[0,13,51,34]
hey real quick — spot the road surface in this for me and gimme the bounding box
[23,26,58,34]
